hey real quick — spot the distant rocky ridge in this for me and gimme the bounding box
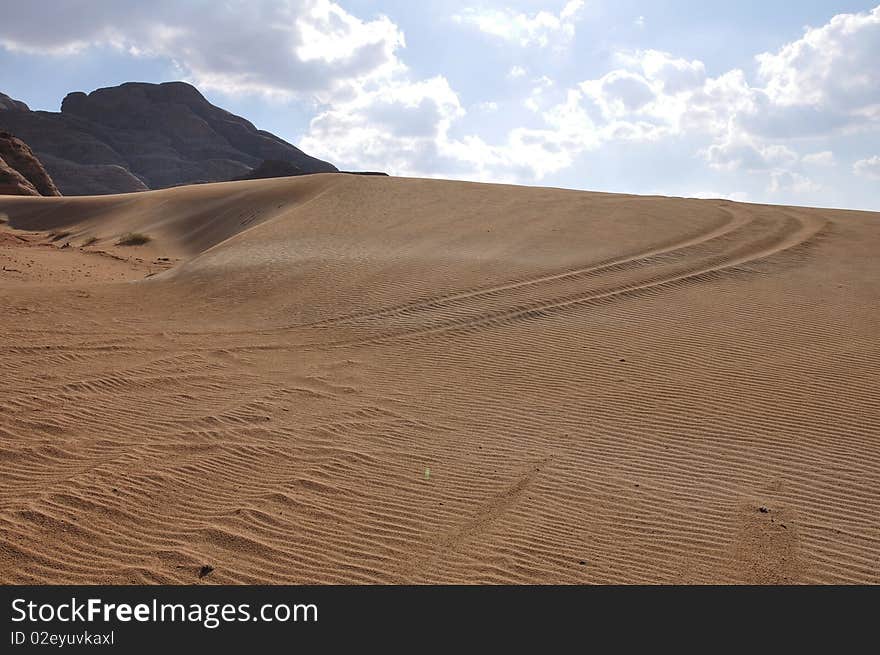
[235,160,389,182]
[232,158,390,182]
[0,131,61,197]
[232,159,313,182]
[0,92,29,113]
[0,82,337,195]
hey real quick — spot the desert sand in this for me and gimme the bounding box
[0,173,878,584]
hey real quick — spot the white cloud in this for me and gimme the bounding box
[0,0,404,102]
[854,155,880,180]
[300,75,465,175]
[638,50,706,95]
[802,151,836,166]
[174,3,880,200]
[743,6,880,140]
[453,1,584,48]
[296,1,402,67]
[756,6,880,112]
[570,51,751,142]
[495,5,880,192]
[635,16,646,29]
[301,76,588,181]
[705,139,796,172]
[582,70,656,116]
[768,170,820,194]
[524,76,555,112]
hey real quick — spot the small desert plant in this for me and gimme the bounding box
[116,232,151,246]
[82,236,99,247]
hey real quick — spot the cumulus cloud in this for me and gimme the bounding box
[706,138,797,172]
[854,156,880,180]
[502,6,880,190]
[301,76,588,181]
[453,1,584,48]
[582,70,656,115]
[756,6,880,112]
[768,171,820,194]
[300,75,465,174]
[562,52,754,148]
[0,0,404,101]
[616,49,706,95]
[309,0,880,187]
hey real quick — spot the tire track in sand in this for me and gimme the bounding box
[307,209,825,347]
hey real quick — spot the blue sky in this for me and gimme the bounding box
[1,1,878,210]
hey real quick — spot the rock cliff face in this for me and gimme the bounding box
[0,131,61,196]
[0,82,336,195]
[0,157,39,196]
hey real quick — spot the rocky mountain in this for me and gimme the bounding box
[0,82,337,195]
[0,131,61,197]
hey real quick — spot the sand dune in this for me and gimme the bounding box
[1,174,878,583]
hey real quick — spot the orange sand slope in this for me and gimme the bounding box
[1,174,878,584]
